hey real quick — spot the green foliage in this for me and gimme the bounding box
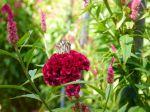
[0,0,150,112]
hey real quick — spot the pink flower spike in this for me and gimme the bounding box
[83,0,89,7]
[107,65,114,84]
[111,57,115,65]
[7,21,19,44]
[1,4,14,21]
[40,10,46,32]
[14,1,22,8]
[128,0,141,20]
[111,44,117,53]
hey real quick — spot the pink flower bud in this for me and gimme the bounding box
[7,20,19,44]
[1,4,14,21]
[128,0,141,20]
[83,0,89,7]
[40,10,46,32]
[107,65,114,84]
[111,44,117,53]
[1,4,19,44]
[111,57,115,65]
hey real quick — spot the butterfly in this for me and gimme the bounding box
[56,40,71,54]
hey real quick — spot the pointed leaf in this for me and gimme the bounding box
[128,106,145,112]
[17,30,32,46]
[11,94,41,101]
[118,103,128,112]
[116,12,126,30]
[120,35,133,63]
[0,85,32,93]
[29,69,37,79]
[21,73,43,86]
[87,84,105,98]
[0,49,17,60]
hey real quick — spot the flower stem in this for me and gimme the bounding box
[103,84,112,112]
[14,46,52,112]
[103,0,116,23]
[103,0,112,15]
[43,34,50,58]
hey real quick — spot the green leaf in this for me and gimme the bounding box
[29,69,37,79]
[87,84,105,98]
[118,103,128,112]
[125,21,134,29]
[116,12,126,30]
[120,35,133,63]
[52,103,73,112]
[62,80,89,86]
[105,84,112,100]
[3,0,8,3]
[17,30,32,46]
[0,49,17,60]
[128,106,146,112]
[0,85,32,93]
[21,73,43,86]
[11,94,41,101]
[135,83,150,89]
[135,68,150,75]
[23,48,34,64]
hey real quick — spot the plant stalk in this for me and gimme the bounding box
[14,46,52,112]
[103,84,112,112]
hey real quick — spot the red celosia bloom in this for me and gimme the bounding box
[40,10,46,32]
[7,20,19,44]
[128,0,141,20]
[65,84,80,97]
[72,103,90,112]
[42,50,90,86]
[1,4,14,21]
[107,65,114,84]
[81,104,90,112]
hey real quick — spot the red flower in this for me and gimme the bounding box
[81,104,90,112]
[65,84,80,97]
[42,50,90,86]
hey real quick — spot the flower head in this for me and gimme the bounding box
[7,20,19,44]
[107,65,114,84]
[1,4,14,21]
[65,84,80,98]
[42,50,90,86]
[128,0,141,20]
[1,4,19,44]
[83,0,89,7]
[40,10,46,32]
